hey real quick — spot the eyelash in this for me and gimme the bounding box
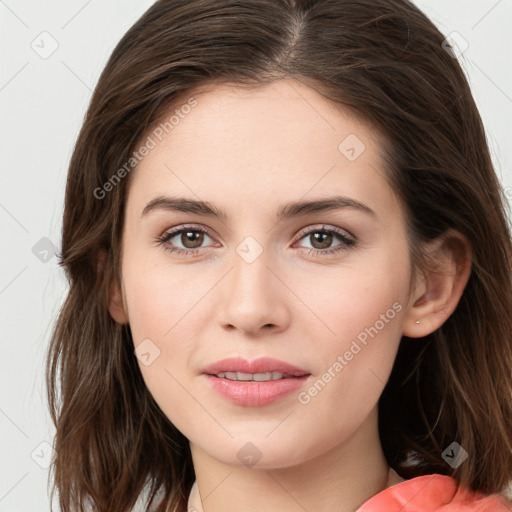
[156,224,356,257]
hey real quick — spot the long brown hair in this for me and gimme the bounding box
[46,0,512,510]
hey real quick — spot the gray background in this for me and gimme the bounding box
[1,0,511,510]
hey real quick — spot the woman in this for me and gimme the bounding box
[46,0,512,510]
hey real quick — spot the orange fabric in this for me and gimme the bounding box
[357,474,512,512]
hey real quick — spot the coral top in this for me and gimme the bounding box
[187,474,512,511]
[357,474,512,512]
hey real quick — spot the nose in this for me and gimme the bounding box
[217,247,291,336]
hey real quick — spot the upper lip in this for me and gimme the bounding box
[202,357,310,377]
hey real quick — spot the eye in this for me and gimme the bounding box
[156,224,217,257]
[294,225,356,256]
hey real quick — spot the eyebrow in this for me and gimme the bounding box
[140,195,376,220]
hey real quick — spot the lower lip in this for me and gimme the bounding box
[204,374,310,407]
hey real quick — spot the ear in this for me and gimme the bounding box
[96,248,129,324]
[109,277,129,324]
[402,229,472,337]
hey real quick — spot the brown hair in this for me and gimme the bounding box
[46,0,512,510]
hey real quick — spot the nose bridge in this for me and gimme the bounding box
[218,234,289,334]
[231,242,272,297]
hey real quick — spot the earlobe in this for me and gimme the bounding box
[402,230,472,338]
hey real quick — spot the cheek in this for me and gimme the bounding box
[123,257,213,347]
[120,257,195,382]
[309,289,403,375]
[294,302,403,451]
[122,264,202,432]
[290,254,406,349]
[291,254,407,415]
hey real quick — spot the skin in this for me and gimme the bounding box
[108,78,471,512]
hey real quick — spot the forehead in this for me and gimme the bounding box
[125,79,400,222]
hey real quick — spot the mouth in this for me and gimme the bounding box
[202,357,311,406]
[210,371,300,381]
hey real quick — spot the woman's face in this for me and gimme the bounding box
[113,79,416,468]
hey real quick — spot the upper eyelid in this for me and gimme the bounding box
[295,224,354,241]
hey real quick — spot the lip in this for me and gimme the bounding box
[202,357,311,407]
[202,356,310,377]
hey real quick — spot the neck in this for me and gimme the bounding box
[188,407,402,512]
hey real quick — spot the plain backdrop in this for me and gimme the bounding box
[1,0,511,510]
